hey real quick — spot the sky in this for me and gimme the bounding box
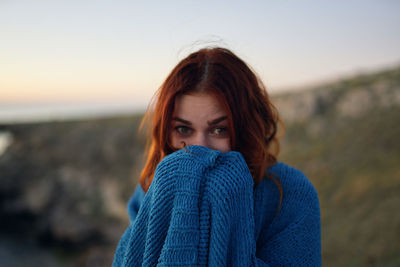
[0,0,399,121]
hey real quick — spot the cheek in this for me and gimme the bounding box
[170,132,180,147]
[170,130,231,152]
[170,131,188,149]
[212,139,231,153]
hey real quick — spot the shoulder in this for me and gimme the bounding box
[265,162,319,208]
[257,161,318,193]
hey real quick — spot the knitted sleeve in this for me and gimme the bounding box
[113,146,220,266]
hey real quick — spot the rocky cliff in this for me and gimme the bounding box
[273,65,400,122]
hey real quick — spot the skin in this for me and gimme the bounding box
[170,92,231,153]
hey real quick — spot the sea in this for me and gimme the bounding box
[0,100,147,124]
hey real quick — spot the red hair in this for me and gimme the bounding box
[140,47,282,193]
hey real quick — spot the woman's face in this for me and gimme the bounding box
[170,92,231,153]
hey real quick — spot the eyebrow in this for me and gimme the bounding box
[172,117,192,125]
[171,116,228,126]
[208,116,228,125]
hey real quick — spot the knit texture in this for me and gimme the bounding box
[113,146,321,266]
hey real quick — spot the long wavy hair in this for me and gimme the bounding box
[139,47,283,195]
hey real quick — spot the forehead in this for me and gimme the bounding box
[173,92,226,118]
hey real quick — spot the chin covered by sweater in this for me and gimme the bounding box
[113,146,321,266]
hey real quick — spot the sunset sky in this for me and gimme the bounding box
[1,0,399,121]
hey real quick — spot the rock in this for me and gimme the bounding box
[0,115,144,250]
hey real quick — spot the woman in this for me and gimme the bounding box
[113,47,321,266]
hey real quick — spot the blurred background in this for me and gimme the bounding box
[0,1,399,266]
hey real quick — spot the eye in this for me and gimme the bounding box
[175,126,192,136]
[210,127,228,136]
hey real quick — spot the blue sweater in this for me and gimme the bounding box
[113,146,321,266]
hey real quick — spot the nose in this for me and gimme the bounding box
[191,133,209,148]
